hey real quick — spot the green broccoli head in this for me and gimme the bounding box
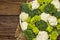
[54,11,60,18]
[20,3,30,13]
[44,3,57,15]
[49,31,58,40]
[35,20,48,31]
[23,29,36,40]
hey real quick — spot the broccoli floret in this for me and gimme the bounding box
[57,25,60,30]
[27,23,39,35]
[35,20,48,31]
[39,4,46,12]
[54,11,60,18]
[49,31,58,40]
[23,29,36,40]
[37,0,52,4]
[27,23,35,30]
[20,3,30,13]
[57,19,60,24]
[32,27,39,35]
[46,24,53,32]
[28,9,41,17]
[21,3,41,17]
[38,0,52,12]
[44,3,57,15]
[31,15,41,24]
[26,16,31,23]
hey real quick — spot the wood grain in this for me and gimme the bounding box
[0,2,20,15]
[0,15,19,40]
[0,0,33,15]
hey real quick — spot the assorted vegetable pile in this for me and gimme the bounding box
[19,0,60,40]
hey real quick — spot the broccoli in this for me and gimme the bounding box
[28,9,41,17]
[20,3,30,13]
[23,29,36,40]
[49,31,58,40]
[46,24,53,33]
[37,0,52,5]
[26,16,31,23]
[27,23,39,35]
[27,23,35,30]
[21,3,41,17]
[38,0,52,12]
[32,27,39,35]
[44,3,57,15]
[31,15,41,24]
[54,11,60,18]
[39,4,46,12]
[35,20,48,31]
[57,25,60,30]
[57,19,60,24]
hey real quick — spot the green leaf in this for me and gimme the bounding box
[35,20,48,31]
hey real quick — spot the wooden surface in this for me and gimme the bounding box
[0,0,20,15]
[0,15,19,40]
[0,0,20,40]
[0,0,28,40]
[0,0,32,15]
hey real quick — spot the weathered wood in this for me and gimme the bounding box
[0,0,20,2]
[0,15,19,40]
[0,0,33,15]
[0,2,20,15]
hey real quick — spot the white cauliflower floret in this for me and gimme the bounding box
[48,16,57,26]
[36,31,48,40]
[19,19,22,25]
[30,0,40,10]
[40,12,50,22]
[20,22,28,31]
[19,12,29,21]
[51,0,60,11]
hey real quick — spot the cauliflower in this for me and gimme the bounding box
[30,0,40,10]
[48,16,57,26]
[51,0,60,11]
[19,12,29,21]
[20,22,28,31]
[40,12,50,22]
[36,31,48,40]
[19,19,22,25]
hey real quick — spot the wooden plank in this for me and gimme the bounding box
[0,0,32,2]
[0,39,16,40]
[0,2,20,15]
[0,0,20,2]
[0,0,33,15]
[0,15,19,37]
